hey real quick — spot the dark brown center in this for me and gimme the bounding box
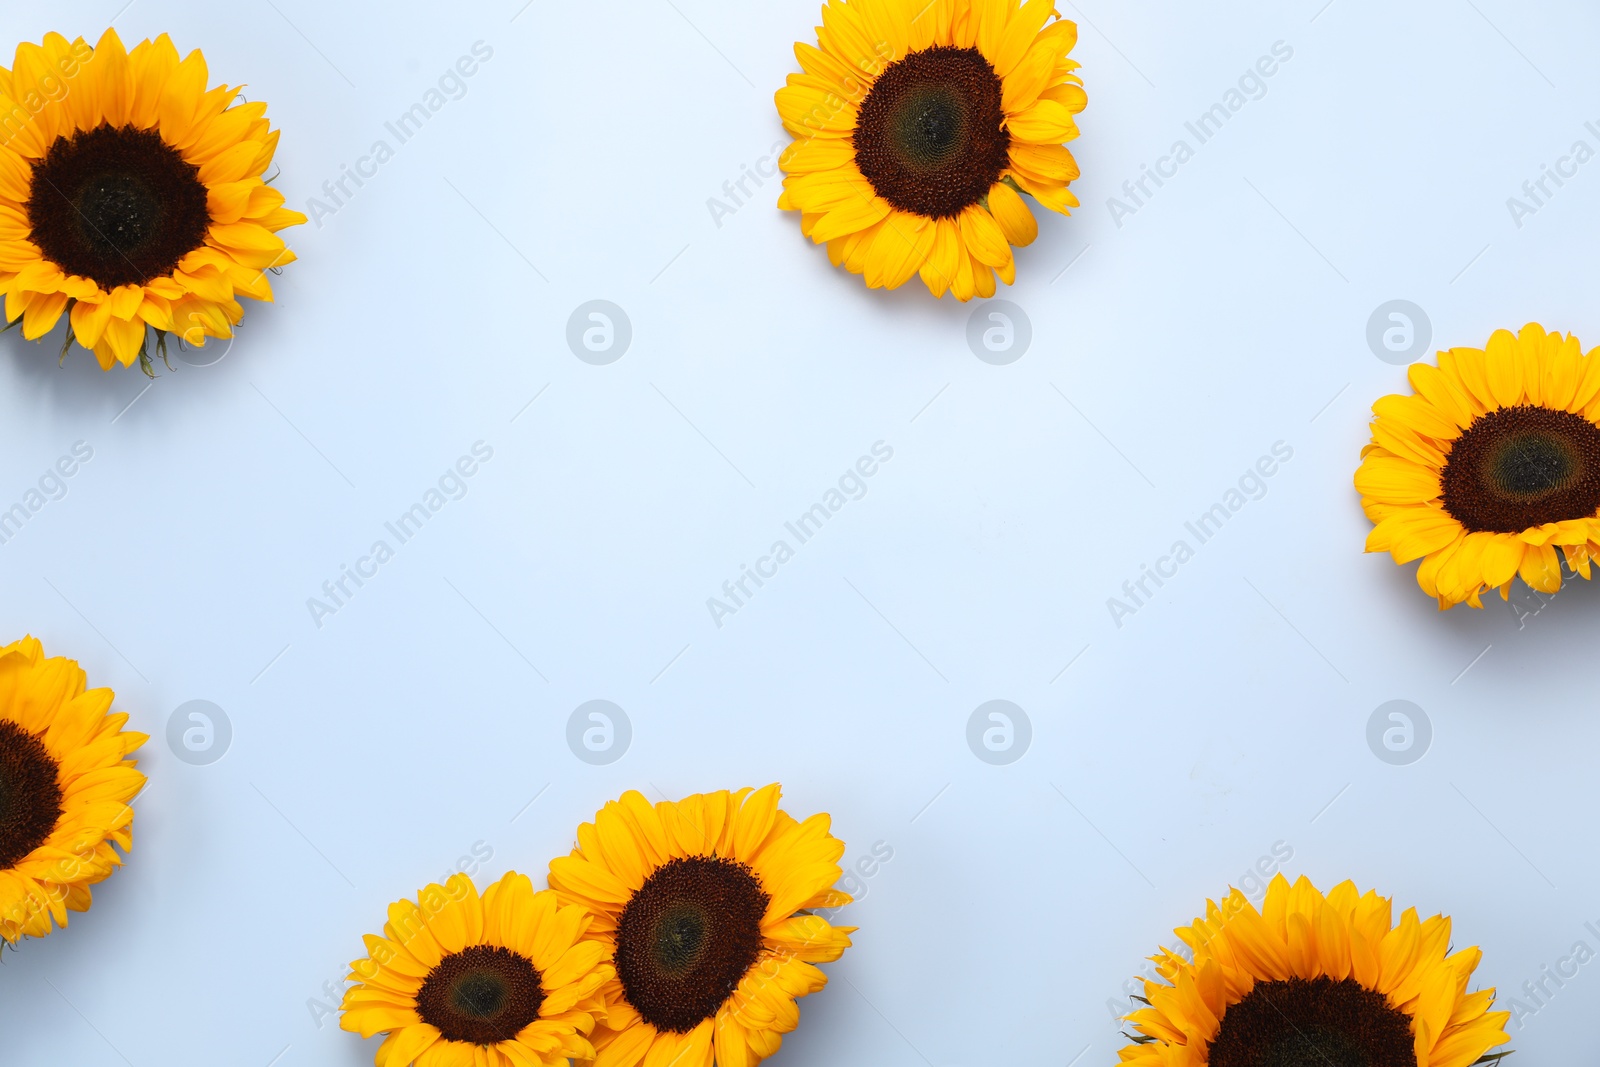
[27,123,211,288]
[1207,976,1418,1067]
[614,855,770,1033]
[852,46,1010,219]
[415,944,546,1045]
[1439,405,1600,532]
[0,718,63,871]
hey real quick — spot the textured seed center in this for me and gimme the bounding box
[852,46,1009,219]
[615,855,770,1033]
[0,718,63,871]
[1440,405,1600,532]
[415,944,546,1045]
[1207,976,1418,1067]
[27,124,211,288]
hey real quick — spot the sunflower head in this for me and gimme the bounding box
[0,29,305,374]
[0,635,146,946]
[340,870,614,1067]
[1356,322,1600,608]
[547,784,856,1067]
[1118,875,1511,1067]
[776,0,1085,300]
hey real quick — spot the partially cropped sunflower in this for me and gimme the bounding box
[1120,875,1510,1067]
[0,29,304,374]
[339,871,613,1067]
[1356,322,1600,609]
[775,0,1084,300]
[548,785,855,1067]
[0,635,146,946]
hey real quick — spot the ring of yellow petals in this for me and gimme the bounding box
[0,29,305,370]
[1119,875,1511,1067]
[1356,323,1600,608]
[776,0,1085,300]
[339,871,614,1067]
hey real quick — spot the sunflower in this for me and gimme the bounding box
[339,871,614,1067]
[1355,322,1600,609]
[1118,875,1510,1067]
[0,635,146,946]
[547,785,855,1067]
[775,0,1084,300]
[0,29,304,374]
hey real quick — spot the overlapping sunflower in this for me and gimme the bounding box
[1356,322,1600,608]
[775,0,1085,299]
[339,871,614,1067]
[547,785,855,1067]
[0,636,146,946]
[1119,875,1510,1067]
[0,29,303,373]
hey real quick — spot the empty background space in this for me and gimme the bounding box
[1,0,1598,1064]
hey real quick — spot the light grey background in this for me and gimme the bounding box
[1,0,1597,1064]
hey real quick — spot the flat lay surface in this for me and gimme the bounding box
[0,0,1597,1064]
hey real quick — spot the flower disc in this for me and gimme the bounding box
[0,718,63,871]
[1206,977,1416,1067]
[416,943,547,1045]
[614,856,770,1033]
[852,46,1008,219]
[1439,405,1600,532]
[27,124,210,289]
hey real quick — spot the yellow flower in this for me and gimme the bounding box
[775,0,1084,299]
[1355,322,1600,608]
[548,785,855,1067]
[339,870,614,1067]
[0,635,146,946]
[1119,875,1511,1067]
[0,29,304,373]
